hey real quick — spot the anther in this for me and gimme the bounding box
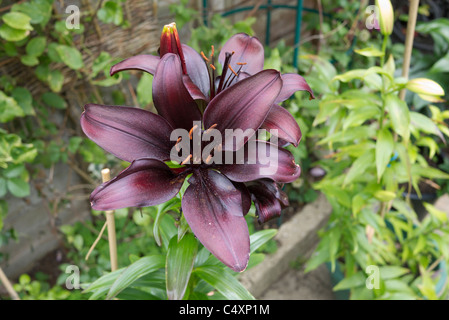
[205,154,213,164]
[181,154,192,165]
[175,137,182,151]
[189,125,198,139]
[236,62,247,65]
[210,64,216,70]
[210,45,215,57]
[228,65,238,76]
[205,123,218,134]
[200,51,209,62]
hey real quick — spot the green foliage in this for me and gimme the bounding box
[302,5,449,298]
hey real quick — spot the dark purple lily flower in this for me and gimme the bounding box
[109,24,314,148]
[81,25,313,272]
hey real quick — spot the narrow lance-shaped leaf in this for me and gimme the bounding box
[385,93,410,142]
[166,233,198,300]
[193,265,255,300]
[106,255,165,300]
[376,127,394,181]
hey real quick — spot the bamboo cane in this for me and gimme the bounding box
[0,266,20,300]
[399,0,420,100]
[101,168,118,272]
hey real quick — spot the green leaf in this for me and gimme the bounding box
[423,203,448,223]
[48,70,64,92]
[11,87,34,115]
[68,137,82,154]
[20,54,39,66]
[55,45,84,70]
[385,93,410,142]
[0,178,7,198]
[343,149,375,187]
[41,92,67,109]
[376,128,394,180]
[2,12,33,31]
[26,36,46,57]
[166,233,198,300]
[354,47,384,57]
[374,190,396,202]
[106,255,165,300]
[410,111,443,140]
[12,0,52,26]
[333,271,366,291]
[0,91,24,122]
[249,229,277,254]
[3,164,25,179]
[193,265,255,300]
[379,266,410,280]
[7,177,30,198]
[430,51,449,73]
[137,73,153,107]
[0,24,29,42]
[97,1,123,26]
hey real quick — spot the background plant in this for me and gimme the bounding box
[302,2,449,298]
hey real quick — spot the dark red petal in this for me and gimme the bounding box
[261,104,302,147]
[182,170,250,272]
[218,33,264,75]
[220,140,301,183]
[153,53,201,130]
[110,55,160,76]
[276,73,315,103]
[182,44,210,98]
[80,104,174,162]
[183,75,208,101]
[247,184,282,224]
[256,179,289,207]
[232,182,252,215]
[90,159,184,211]
[203,70,282,151]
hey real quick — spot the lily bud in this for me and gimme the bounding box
[159,22,187,74]
[406,78,445,102]
[375,0,394,36]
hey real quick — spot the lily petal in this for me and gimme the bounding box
[110,55,160,76]
[261,104,302,147]
[232,181,252,215]
[220,140,301,183]
[183,75,208,101]
[182,44,210,98]
[204,69,282,151]
[90,158,185,210]
[80,104,174,162]
[276,73,315,103]
[218,33,264,75]
[248,184,282,224]
[182,169,250,272]
[153,53,202,130]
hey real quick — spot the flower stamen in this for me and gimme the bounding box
[205,123,218,134]
[181,154,192,165]
[200,51,209,62]
[189,125,199,139]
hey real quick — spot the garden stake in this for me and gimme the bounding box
[101,168,118,272]
[0,266,20,300]
[399,0,420,100]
